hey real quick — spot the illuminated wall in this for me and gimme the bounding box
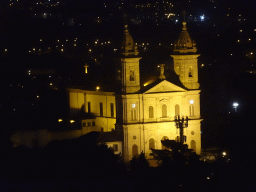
[68,89,116,132]
[118,80,202,161]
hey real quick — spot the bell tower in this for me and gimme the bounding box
[171,21,200,90]
[121,25,141,93]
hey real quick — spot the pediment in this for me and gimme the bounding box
[144,80,186,93]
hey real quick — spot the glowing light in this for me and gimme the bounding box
[5,49,7,52]
[37,95,39,98]
[222,151,226,156]
[189,100,194,104]
[251,52,253,55]
[70,120,75,123]
[58,119,63,122]
[131,104,136,108]
[96,86,100,91]
[50,83,52,86]
[233,102,239,112]
[200,15,205,21]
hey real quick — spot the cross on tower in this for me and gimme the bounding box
[123,13,128,24]
[181,10,187,22]
[84,63,89,74]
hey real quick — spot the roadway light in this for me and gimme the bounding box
[233,102,239,112]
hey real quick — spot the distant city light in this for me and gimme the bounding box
[96,86,100,91]
[70,120,75,123]
[222,151,227,156]
[200,15,205,21]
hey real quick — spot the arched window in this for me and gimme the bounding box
[188,67,193,77]
[189,105,194,116]
[149,138,155,150]
[131,110,136,121]
[191,140,196,152]
[161,136,169,150]
[175,104,180,117]
[132,144,138,157]
[162,104,167,117]
[149,106,154,118]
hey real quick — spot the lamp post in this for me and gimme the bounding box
[174,115,188,144]
[233,102,239,112]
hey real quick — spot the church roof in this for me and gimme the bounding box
[174,22,197,54]
[121,25,139,57]
[140,69,187,93]
[98,132,122,142]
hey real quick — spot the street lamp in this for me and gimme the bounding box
[174,116,188,144]
[233,102,239,112]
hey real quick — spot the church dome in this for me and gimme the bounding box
[121,25,139,57]
[174,22,197,54]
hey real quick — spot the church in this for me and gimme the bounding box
[68,21,202,161]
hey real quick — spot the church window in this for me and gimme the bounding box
[82,123,86,127]
[101,127,104,132]
[87,122,91,126]
[133,136,137,140]
[113,144,118,151]
[149,106,154,118]
[149,138,155,150]
[110,103,114,117]
[131,109,136,121]
[100,102,103,116]
[188,67,193,77]
[130,70,135,81]
[92,122,95,126]
[175,104,180,117]
[191,140,196,152]
[161,136,169,150]
[183,135,187,143]
[191,131,194,135]
[88,102,91,114]
[162,104,167,117]
[132,144,138,157]
[189,105,194,116]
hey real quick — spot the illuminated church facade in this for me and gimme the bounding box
[69,22,202,161]
[11,22,202,161]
